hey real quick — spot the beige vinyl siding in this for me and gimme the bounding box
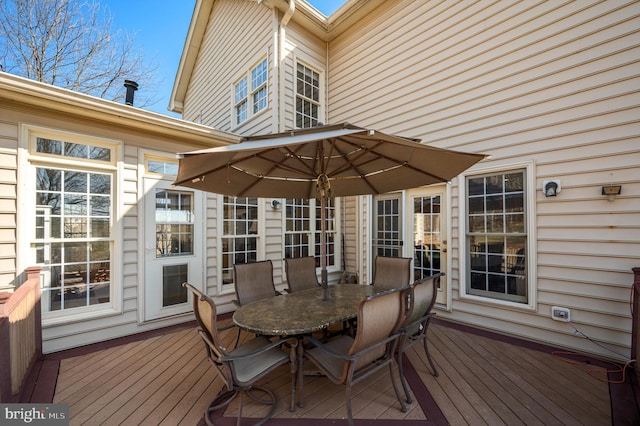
[0,101,226,353]
[328,0,640,359]
[283,20,327,129]
[183,0,273,134]
[0,140,17,291]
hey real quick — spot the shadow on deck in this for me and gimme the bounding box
[23,317,639,425]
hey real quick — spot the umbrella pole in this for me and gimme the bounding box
[320,194,328,301]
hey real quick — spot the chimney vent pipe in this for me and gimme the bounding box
[124,80,139,106]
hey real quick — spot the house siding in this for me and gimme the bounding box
[326,0,640,359]
[183,0,274,134]
[0,92,232,353]
[0,125,18,291]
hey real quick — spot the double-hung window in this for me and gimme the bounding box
[296,62,321,128]
[466,169,528,304]
[26,129,119,320]
[234,58,268,126]
[284,198,336,268]
[221,197,259,285]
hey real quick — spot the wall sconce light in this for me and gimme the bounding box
[602,184,621,202]
[271,199,281,210]
[543,180,561,197]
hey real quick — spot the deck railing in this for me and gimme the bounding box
[0,266,42,403]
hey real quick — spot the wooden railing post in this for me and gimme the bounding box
[0,266,42,403]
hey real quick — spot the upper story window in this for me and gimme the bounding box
[296,62,321,128]
[234,57,268,126]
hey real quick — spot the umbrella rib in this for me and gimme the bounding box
[326,139,384,194]
[329,137,450,183]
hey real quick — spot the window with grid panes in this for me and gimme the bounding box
[284,198,336,268]
[33,137,115,314]
[222,197,259,284]
[234,76,248,125]
[466,170,528,303]
[234,58,268,126]
[296,63,320,128]
[251,58,268,113]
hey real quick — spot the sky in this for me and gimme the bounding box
[105,1,346,117]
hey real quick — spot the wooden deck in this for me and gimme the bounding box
[39,318,636,425]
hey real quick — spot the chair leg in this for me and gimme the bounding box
[345,384,354,426]
[423,324,439,377]
[389,361,409,414]
[242,387,278,426]
[204,389,238,426]
[397,348,413,404]
[204,386,278,426]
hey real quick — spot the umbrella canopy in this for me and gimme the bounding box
[174,123,486,299]
[173,123,485,199]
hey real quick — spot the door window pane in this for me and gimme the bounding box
[413,195,441,280]
[162,264,188,307]
[155,190,194,256]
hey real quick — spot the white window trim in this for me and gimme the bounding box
[217,195,265,295]
[457,161,537,311]
[18,124,124,326]
[293,54,325,128]
[232,55,269,129]
[279,197,341,273]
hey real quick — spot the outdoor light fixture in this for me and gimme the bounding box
[602,184,621,202]
[543,180,561,197]
[271,199,281,210]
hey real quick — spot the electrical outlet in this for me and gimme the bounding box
[551,306,571,322]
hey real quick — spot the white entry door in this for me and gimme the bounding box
[143,178,203,321]
[407,186,448,306]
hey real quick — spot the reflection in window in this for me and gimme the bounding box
[467,170,527,303]
[284,198,335,268]
[35,167,113,312]
[163,264,188,307]
[147,160,179,176]
[36,137,111,162]
[296,63,321,128]
[222,197,259,284]
[414,195,441,280]
[155,190,194,257]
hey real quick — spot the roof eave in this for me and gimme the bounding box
[1,72,240,148]
[169,0,215,114]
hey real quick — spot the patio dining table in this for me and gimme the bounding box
[232,284,378,408]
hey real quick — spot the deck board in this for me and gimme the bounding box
[50,319,612,425]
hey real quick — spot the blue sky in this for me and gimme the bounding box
[106,1,346,116]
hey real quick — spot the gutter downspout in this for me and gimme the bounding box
[277,0,295,132]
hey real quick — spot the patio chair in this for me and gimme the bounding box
[396,273,444,404]
[303,286,410,426]
[233,260,279,306]
[283,256,320,293]
[372,255,412,291]
[183,282,298,426]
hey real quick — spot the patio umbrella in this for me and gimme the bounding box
[173,123,486,300]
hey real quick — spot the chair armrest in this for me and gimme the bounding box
[306,333,401,361]
[217,322,236,332]
[400,312,436,337]
[223,336,298,362]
